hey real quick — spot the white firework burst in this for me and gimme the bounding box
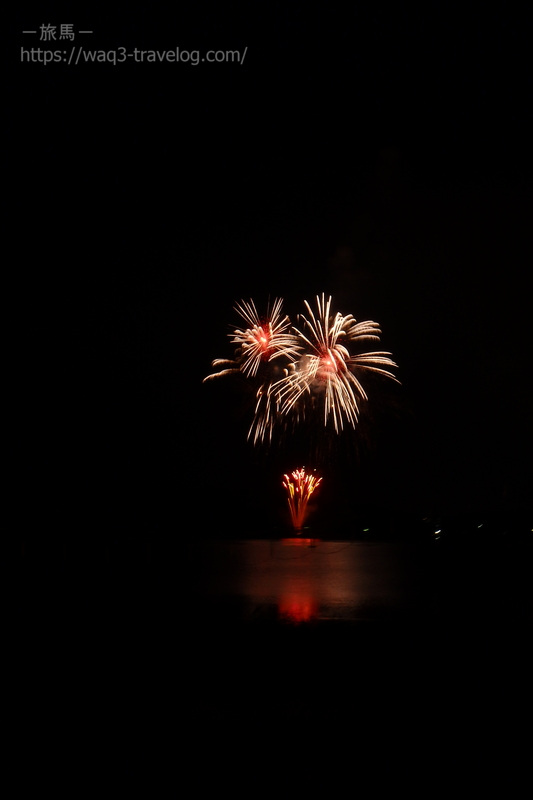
[203,298,301,382]
[270,294,399,432]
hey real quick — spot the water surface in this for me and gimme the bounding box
[192,538,434,624]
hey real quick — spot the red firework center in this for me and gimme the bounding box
[316,349,344,380]
[252,323,271,357]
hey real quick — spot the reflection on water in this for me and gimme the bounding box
[278,592,319,623]
[277,539,320,622]
[194,538,431,624]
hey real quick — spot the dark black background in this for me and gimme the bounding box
[9,5,533,786]
[12,6,532,533]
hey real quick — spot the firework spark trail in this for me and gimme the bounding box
[203,293,399,441]
[248,382,281,445]
[282,468,323,530]
[203,358,241,380]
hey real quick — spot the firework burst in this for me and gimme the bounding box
[271,294,399,433]
[230,298,302,376]
[204,298,301,383]
[282,468,323,530]
[204,294,399,443]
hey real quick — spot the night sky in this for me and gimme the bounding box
[14,6,532,536]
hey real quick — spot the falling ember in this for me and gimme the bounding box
[282,468,323,532]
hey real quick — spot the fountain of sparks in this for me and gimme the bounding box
[282,468,323,532]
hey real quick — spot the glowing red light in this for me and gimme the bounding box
[278,594,319,623]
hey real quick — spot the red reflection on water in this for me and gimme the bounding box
[281,538,320,547]
[278,594,319,623]
[277,538,321,622]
